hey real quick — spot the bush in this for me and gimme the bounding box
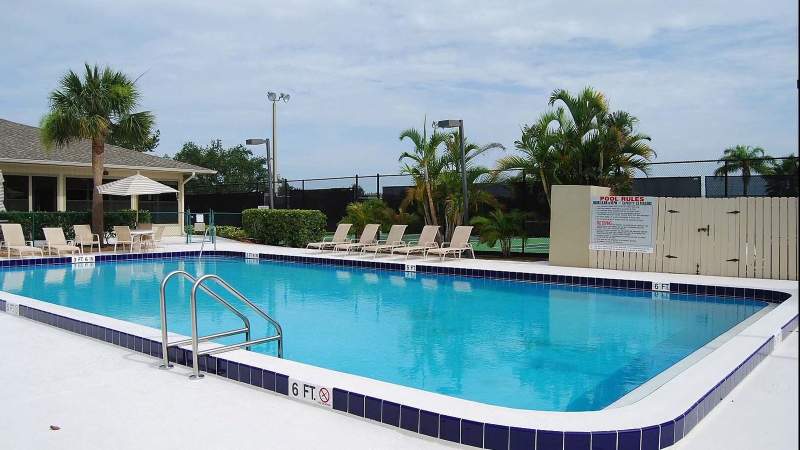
[242,209,326,247]
[0,209,149,240]
[340,198,421,235]
[216,225,248,241]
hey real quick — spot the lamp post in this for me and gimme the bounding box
[245,138,273,208]
[267,92,290,195]
[435,119,468,224]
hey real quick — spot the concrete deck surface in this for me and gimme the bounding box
[0,238,797,449]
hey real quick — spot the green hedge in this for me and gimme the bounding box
[0,210,151,240]
[242,209,326,247]
[216,225,248,241]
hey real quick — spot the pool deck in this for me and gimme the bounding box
[1,237,797,449]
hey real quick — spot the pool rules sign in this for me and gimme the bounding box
[590,196,655,253]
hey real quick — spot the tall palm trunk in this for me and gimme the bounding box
[423,168,438,226]
[91,138,105,244]
[539,167,551,208]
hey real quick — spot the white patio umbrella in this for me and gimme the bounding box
[96,173,178,223]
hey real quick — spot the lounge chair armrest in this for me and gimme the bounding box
[391,241,406,246]
[375,239,388,244]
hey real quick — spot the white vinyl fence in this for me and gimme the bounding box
[590,197,798,280]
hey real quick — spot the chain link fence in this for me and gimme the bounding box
[184,157,797,254]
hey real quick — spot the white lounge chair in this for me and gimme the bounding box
[74,224,101,253]
[113,226,136,252]
[426,226,475,261]
[333,224,380,254]
[43,227,81,256]
[1,223,44,258]
[392,225,440,259]
[144,225,165,250]
[360,224,408,257]
[307,223,353,251]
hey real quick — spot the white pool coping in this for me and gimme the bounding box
[1,238,797,440]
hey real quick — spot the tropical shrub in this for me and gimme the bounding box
[339,198,408,234]
[242,209,326,247]
[470,209,524,257]
[215,225,248,241]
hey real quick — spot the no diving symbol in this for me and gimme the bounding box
[319,388,330,404]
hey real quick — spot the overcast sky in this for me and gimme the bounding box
[1,0,797,179]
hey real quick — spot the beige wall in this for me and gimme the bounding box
[0,162,189,236]
[548,185,611,267]
[549,185,799,280]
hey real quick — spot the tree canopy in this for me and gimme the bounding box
[174,140,268,192]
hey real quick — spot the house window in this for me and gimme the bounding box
[139,181,179,223]
[2,175,29,211]
[66,178,131,212]
[32,176,57,211]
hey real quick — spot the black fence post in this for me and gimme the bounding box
[376,173,381,199]
[301,180,305,209]
[724,161,729,198]
[354,174,359,201]
[284,179,289,209]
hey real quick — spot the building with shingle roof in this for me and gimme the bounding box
[0,118,214,234]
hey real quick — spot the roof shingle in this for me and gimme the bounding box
[0,118,214,174]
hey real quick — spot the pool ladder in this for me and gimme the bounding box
[159,270,284,380]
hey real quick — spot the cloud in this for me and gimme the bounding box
[0,0,796,178]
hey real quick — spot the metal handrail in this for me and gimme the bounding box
[188,274,284,379]
[159,270,252,369]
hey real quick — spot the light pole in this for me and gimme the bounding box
[435,119,469,224]
[245,138,273,208]
[267,92,290,196]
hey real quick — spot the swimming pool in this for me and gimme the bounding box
[0,255,767,411]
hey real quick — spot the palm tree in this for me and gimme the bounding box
[597,111,655,193]
[714,145,772,196]
[40,64,154,242]
[398,123,449,226]
[470,209,524,257]
[497,110,562,207]
[764,155,798,197]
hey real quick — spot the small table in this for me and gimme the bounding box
[130,230,155,251]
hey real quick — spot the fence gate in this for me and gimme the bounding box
[591,196,798,280]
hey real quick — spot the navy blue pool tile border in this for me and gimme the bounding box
[2,251,791,450]
[780,314,799,340]
[231,250,790,303]
[2,249,790,304]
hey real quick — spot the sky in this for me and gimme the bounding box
[0,0,797,179]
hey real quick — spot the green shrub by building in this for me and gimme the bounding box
[242,209,326,247]
[215,225,249,241]
[0,210,150,240]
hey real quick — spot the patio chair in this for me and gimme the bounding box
[113,226,136,252]
[392,225,440,259]
[360,224,408,257]
[136,223,153,231]
[306,223,353,251]
[42,227,81,256]
[143,225,165,250]
[333,224,380,254]
[74,224,101,253]
[426,226,475,261]
[189,222,211,243]
[1,223,44,257]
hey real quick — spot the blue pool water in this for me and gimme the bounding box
[1,256,766,411]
